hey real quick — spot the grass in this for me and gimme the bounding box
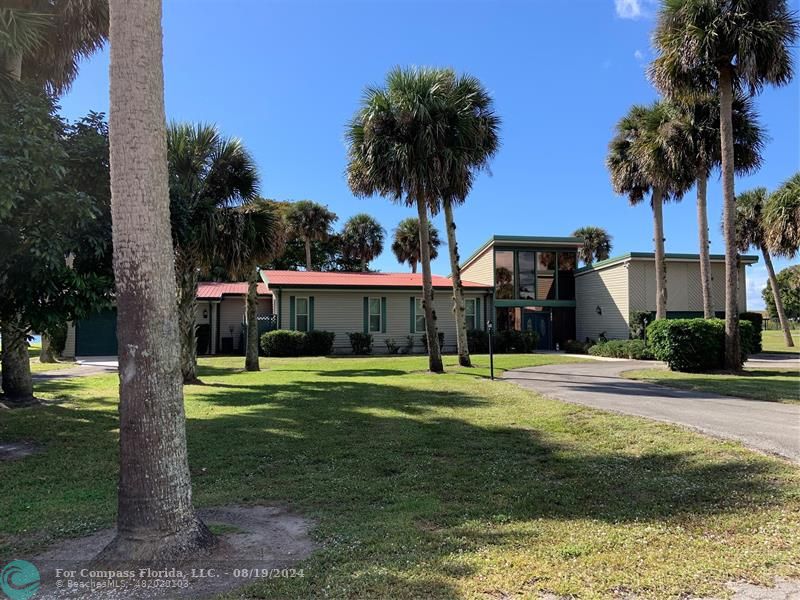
[1,354,799,599]
[762,329,800,354]
[0,342,75,375]
[624,368,800,404]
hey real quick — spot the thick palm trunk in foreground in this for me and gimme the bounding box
[176,249,200,383]
[652,188,668,320]
[696,172,714,319]
[719,67,742,370]
[761,245,795,347]
[443,200,471,367]
[416,200,443,373]
[99,0,213,561]
[245,270,260,371]
[1,322,35,406]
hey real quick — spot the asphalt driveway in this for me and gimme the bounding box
[503,360,800,463]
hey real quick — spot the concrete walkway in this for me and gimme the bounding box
[503,360,800,463]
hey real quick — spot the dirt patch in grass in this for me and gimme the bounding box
[29,506,315,599]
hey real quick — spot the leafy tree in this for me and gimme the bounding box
[572,226,612,266]
[97,0,212,561]
[340,213,385,271]
[734,188,793,347]
[285,200,338,271]
[214,201,283,371]
[167,122,259,384]
[762,266,800,323]
[607,101,694,320]
[650,0,799,370]
[391,217,441,273]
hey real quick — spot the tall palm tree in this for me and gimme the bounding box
[650,0,799,370]
[340,213,385,271]
[167,122,259,384]
[285,200,337,271]
[764,173,800,258]
[734,188,794,347]
[673,94,763,318]
[607,102,694,319]
[215,200,284,371]
[346,67,459,373]
[99,0,212,561]
[391,217,441,273]
[572,226,612,266]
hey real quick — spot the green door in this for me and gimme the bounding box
[76,309,118,356]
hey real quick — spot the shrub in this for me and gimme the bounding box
[304,330,335,356]
[420,331,445,351]
[260,330,306,357]
[562,339,589,354]
[646,318,751,372]
[384,338,400,354]
[495,329,538,353]
[48,322,68,356]
[629,311,656,340]
[589,339,653,360]
[467,329,490,353]
[739,312,763,354]
[348,332,373,354]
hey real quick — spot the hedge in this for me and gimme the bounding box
[260,329,336,357]
[304,330,336,356]
[347,332,373,354]
[739,312,763,354]
[646,318,753,372]
[588,339,653,360]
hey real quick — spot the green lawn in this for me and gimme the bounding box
[2,354,799,599]
[762,329,800,354]
[0,342,75,375]
[624,368,800,404]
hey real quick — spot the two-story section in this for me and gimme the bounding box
[460,235,583,350]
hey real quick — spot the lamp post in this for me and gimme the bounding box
[487,320,494,380]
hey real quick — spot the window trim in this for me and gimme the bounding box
[294,296,309,332]
[368,297,382,333]
[414,297,426,333]
[465,298,477,330]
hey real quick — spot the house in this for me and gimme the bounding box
[574,252,757,342]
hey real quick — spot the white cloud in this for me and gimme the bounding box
[615,0,656,19]
[746,265,768,311]
[634,49,644,61]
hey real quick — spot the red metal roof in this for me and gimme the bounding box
[197,282,271,299]
[260,270,489,289]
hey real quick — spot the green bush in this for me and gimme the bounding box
[467,329,490,353]
[348,332,373,354]
[48,322,68,356]
[384,338,400,354]
[304,330,335,356]
[739,312,763,354]
[260,330,307,357]
[646,318,751,372]
[495,329,538,353]
[562,339,589,354]
[588,339,653,360]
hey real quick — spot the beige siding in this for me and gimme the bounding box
[277,288,488,354]
[63,322,76,358]
[575,263,630,341]
[461,247,494,286]
[219,296,246,351]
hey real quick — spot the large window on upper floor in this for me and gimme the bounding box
[494,251,514,299]
[558,252,576,300]
[493,249,577,301]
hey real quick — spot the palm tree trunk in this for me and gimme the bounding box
[652,188,667,320]
[696,171,714,319]
[443,200,471,367]
[305,240,312,271]
[98,0,213,562]
[3,52,22,81]
[176,249,200,384]
[245,269,260,371]
[761,244,794,348]
[39,333,57,363]
[719,66,741,371]
[416,199,443,373]
[1,321,35,406]
[410,260,417,274]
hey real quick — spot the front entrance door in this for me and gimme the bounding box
[76,308,118,356]
[522,311,551,350]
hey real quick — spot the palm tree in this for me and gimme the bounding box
[572,226,612,266]
[340,213,385,271]
[607,102,694,319]
[167,122,259,384]
[674,94,763,318]
[391,217,441,273]
[734,188,794,347]
[215,200,284,371]
[346,67,458,373]
[285,200,338,271]
[650,0,799,370]
[764,173,800,258]
[99,0,212,561]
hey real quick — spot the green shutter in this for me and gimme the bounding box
[289,296,296,330]
[309,296,315,331]
[363,297,369,334]
[381,297,387,333]
[475,297,481,330]
[409,297,416,333]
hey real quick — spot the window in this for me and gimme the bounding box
[536,252,556,300]
[415,298,426,333]
[558,251,576,300]
[465,298,477,330]
[295,297,309,331]
[518,251,536,300]
[369,297,382,333]
[494,251,514,299]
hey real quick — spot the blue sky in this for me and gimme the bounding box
[59,0,799,309]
